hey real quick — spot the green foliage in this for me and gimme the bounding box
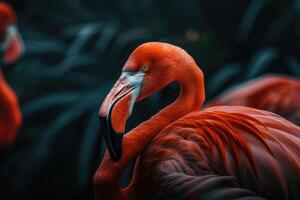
[1,0,300,199]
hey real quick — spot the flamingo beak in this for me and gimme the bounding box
[1,25,24,65]
[99,72,144,161]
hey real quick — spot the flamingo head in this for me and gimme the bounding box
[0,2,24,66]
[99,42,196,161]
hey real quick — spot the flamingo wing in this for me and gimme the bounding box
[208,75,300,125]
[138,106,300,200]
[0,72,22,147]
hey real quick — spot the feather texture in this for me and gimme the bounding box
[209,75,300,125]
[139,106,300,200]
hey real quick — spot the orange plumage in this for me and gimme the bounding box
[94,42,300,200]
[139,107,299,200]
[0,2,23,147]
[209,75,300,125]
[0,72,21,147]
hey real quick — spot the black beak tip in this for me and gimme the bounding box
[108,133,123,161]
[99,115,123,162]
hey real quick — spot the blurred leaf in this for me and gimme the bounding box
[25,40,66,54]
[236,0,266,43]
[65,24,103,56]
[56,53,98,74]
[94,25,119,53]
[64,0,95,20]
[62,23,104,37]
[22,92,82,116]
[208,63,241,96]
[77,110,100,188]
[23,31,66,54]
[246,48,279,78]
[264,0,300,41]
[110,28,154,57]
[35,92,98,158]
[35,80,113,158]
[286,55,300,77]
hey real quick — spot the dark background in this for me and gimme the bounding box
[0,0,300,199]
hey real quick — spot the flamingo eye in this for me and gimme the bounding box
[140,65,149,72]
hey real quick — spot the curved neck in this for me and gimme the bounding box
[0,71,21,147]
[95,65,205,200]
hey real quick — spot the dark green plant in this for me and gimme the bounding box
[1,0,299,199]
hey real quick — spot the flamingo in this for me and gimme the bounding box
[94,42,300,200]
[0,2,23,147]
[208,75,300,125]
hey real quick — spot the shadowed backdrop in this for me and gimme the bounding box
[0,0,300,199]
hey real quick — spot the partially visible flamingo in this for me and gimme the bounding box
[94,42,300,200]
[0,2,23,64]
[0,2,24,147]
[208,75,300,125]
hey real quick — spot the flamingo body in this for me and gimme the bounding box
[0,2,23,147]
[94,42,300,200]
[209,75,300,125]
[0,72,21,146]
[138,106,300,200]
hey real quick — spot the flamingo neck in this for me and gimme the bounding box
[124,66,205,168]
[95,65,205,200]
[0,71,21,147]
